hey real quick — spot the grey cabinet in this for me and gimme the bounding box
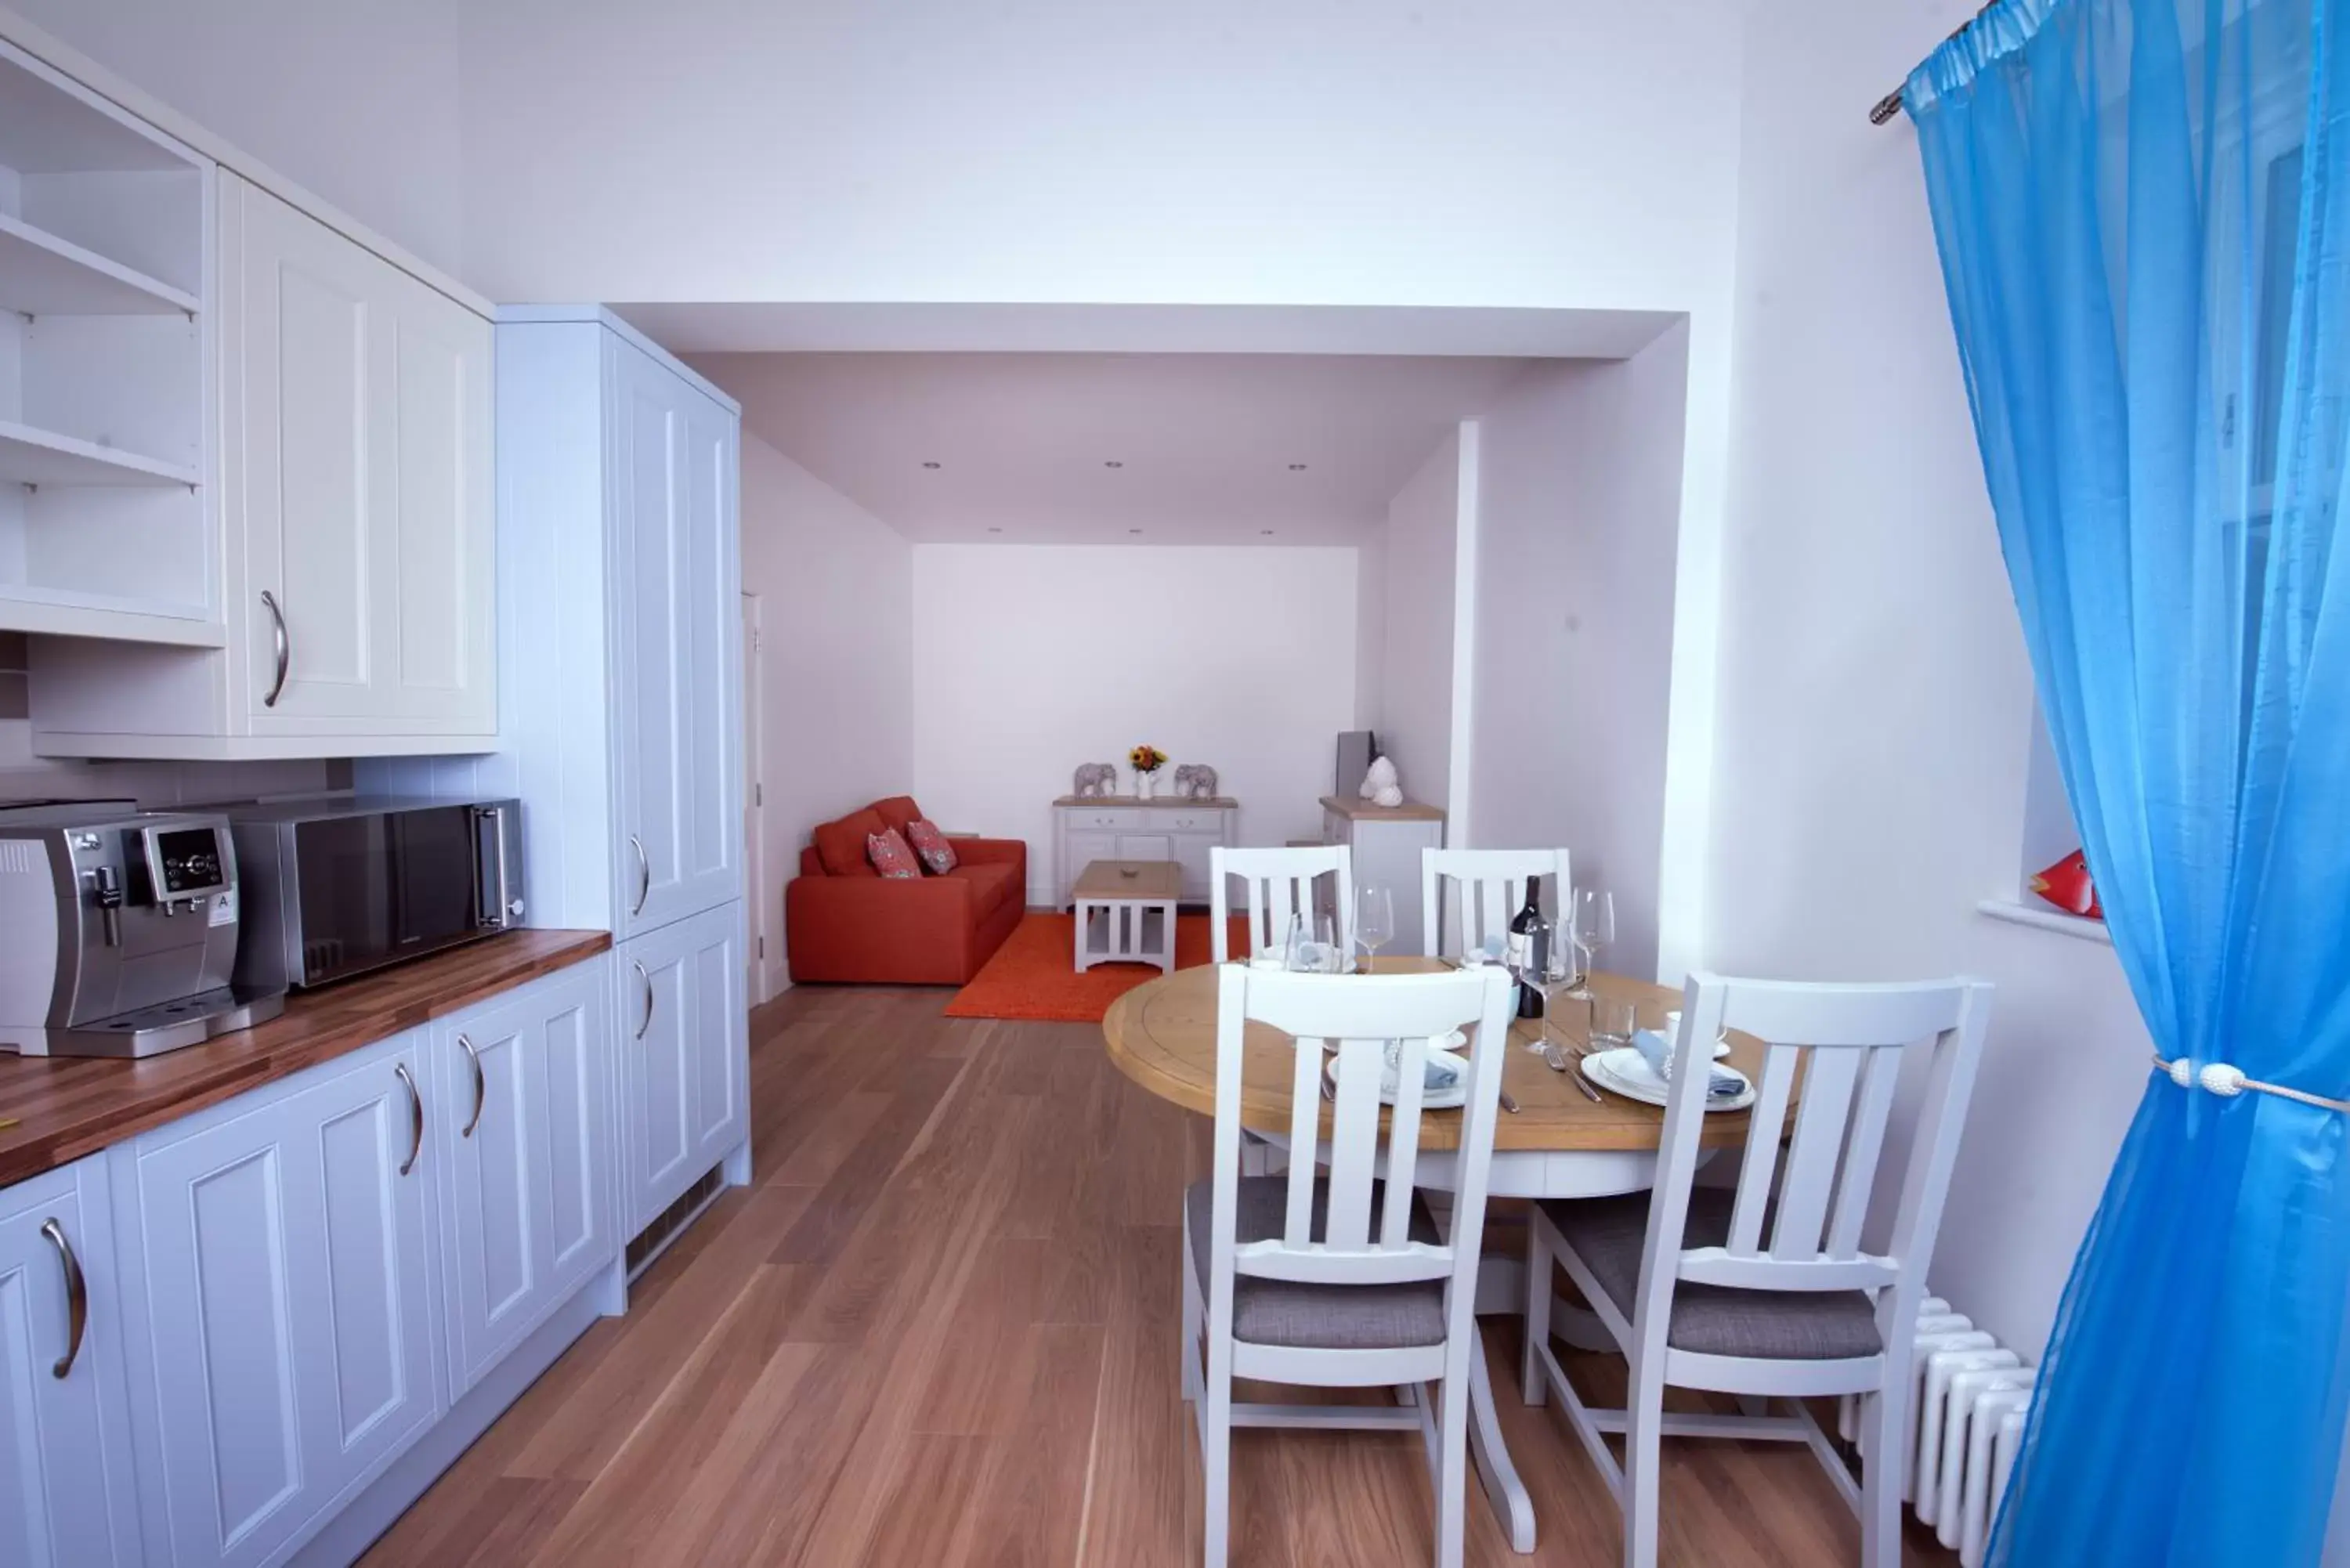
[0,1158,140,1568]
[436,956,616,1398]
[1051,797,1239,906]
[118,1031,440,1568]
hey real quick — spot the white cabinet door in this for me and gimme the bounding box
[226,174,494,739]
[610,338,740,939]
[125,1032,439,1568]
[0,1162,139,1568]
[618,901,748,1235]
[437,957,614,1396]
[1061,829,1115,905]
[1170,834,1217,902]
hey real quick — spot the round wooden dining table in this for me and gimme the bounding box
[1101,956,1774,1556]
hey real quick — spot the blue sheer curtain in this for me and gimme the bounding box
[1908,0,2350,1562]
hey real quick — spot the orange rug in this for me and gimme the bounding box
[943,911,1246,1022]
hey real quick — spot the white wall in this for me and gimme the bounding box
[908,544,1358,903]
[1468,333,1689,979]
[1371,432,1463,811]
[9,0,467,280]
[739,435,913,995]
[452,0,1743,313]
[1716,0,2152,1370]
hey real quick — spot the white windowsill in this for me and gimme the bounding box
[1976,898,2114,946]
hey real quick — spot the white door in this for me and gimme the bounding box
[227,173,494,738]
[0,1165,139,1568]
[438,959,613,1396]
[128,1033,439,1568]
[742,591,768,1003]
[619,901,748,1235]
[611,338,742,939]
[227,175,376,726]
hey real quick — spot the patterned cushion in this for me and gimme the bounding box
[1184,1176,1448,1349]
[866,828,922,880]
[1538,1188,1884,1360]
[904,818,958,875]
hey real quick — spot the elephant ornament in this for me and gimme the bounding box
[1172,764,1220,800]
[1072,761,1119,798]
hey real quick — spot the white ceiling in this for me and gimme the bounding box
[689,351,1543,544]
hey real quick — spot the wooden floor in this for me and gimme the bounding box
[361,985,1960,1567]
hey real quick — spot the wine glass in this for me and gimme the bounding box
[1567,888,1614,999]
[1285,911,1342,973]
[1354,886,1394,974]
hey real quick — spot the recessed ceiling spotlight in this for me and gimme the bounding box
[1260,529,1275,536]
[1287,462,1307,471]
[986,526,1003,533]
[1104,460,1125,469]
[1128,528,1143,535]
[921,461,942,469]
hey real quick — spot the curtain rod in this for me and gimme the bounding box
[1871,2,2003,125]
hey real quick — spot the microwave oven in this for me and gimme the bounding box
[227,797,525,992]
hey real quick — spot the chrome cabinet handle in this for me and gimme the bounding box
[629,834,651,916]
[395,1063,423,1176]
[260,590,291,707]
[457,1033,485,1139]
[41,1219,85,1380]
[633,960,653,1039]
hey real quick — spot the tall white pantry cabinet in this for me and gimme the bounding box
[369,307,750,1239]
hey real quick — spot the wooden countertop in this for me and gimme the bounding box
[1054,794,1238,808]
[0,928,611,1188]
[1319,794,1445,822]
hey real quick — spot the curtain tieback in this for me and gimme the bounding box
[2153,1056,2350,1114]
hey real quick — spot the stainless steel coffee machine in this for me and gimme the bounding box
[0,801,285,1058]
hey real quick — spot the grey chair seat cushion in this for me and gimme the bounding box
[1538,1188,1885,1361]
[1185,1176,1449,1350]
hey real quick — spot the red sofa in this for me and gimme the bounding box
[785,796,1027,985]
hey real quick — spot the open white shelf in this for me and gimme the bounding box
[0,418,197,487]
[0,582,221,647]
[0,211,197,316]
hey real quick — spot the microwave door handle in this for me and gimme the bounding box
[474,805,512,929]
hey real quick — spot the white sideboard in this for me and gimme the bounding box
[1320,795,1446,956]
[1052,795,1238,907]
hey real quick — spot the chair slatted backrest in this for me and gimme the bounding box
[1420,847,1571,959]
[1209,845,1356,963]
[1209,964,1517,1295]
[1635,974,1992,1346]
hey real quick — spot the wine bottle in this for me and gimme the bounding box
[1509,883,1547,1020]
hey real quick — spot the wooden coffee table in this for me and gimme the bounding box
[1072,859,1179,973]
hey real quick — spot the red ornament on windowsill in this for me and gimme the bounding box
[2030,849,2102,921]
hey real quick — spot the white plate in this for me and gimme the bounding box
[1325,1046,1470,1110]
[1580,1047,1755,1112]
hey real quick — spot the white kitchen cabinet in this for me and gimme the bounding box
[0,1158,141,1568]
[29,172,495,759]
[435,956,614,1399]
[116,1029,440,1568]
[1051,797,1239,906]
[612,335,742,939]
[618,901,748,1236]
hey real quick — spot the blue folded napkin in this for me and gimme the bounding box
[1632,1028,1743,1099]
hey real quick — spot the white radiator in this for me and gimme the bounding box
[1838,1296,2037,1568]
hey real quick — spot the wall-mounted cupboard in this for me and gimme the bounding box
[0,19,499,761]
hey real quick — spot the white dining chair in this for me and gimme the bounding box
[1209,844,1356,963]
[1421,847,1571,959]
[1182,962,1517,1568]
[1520,972,1992,1568]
